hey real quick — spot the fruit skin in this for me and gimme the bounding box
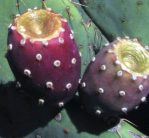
[79,37,149,116]
[7,8,81,107]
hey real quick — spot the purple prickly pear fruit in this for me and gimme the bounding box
[7,8,81,107]
[79,37,149,116]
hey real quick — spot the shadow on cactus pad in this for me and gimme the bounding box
[0,82,146,138]
[0,81,120,138]
[0,81,61,137]
[65,96,120,134]
[122,99,149,135]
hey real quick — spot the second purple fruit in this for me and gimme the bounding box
[79,37,149,116]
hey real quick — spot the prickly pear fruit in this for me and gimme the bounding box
[7,8,81,107]
[79,37,149,116]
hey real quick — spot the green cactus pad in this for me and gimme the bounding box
[80,0,149,45]
[0,1,16,82]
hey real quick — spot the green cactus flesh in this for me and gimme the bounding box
[80,0,149,45]
[0,1,16,82]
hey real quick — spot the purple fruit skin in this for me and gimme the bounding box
[79,40,149,115]
[7,9,81,106]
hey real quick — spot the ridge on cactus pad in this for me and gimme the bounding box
[6,8,81,107]
[79,37,149,116]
